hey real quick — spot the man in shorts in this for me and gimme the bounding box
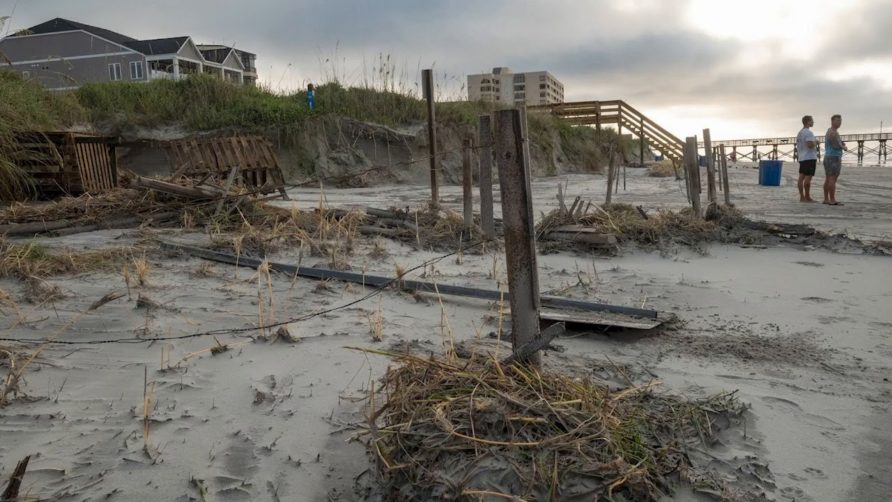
[823,114,848,205]
[796,115,818,202]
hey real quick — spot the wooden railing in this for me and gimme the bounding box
[530,100,685,163]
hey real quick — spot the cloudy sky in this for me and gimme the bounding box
[3,0,891,138]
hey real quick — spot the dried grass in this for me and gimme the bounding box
[537,202,741,249]
[367,308,385,342]
[362,350,745,501]
[131,254,150,287]
[0,188,185,225]
[214,204,364,261]
[648,160,680,178]
[0,238,130,280]
[370,206,490,252]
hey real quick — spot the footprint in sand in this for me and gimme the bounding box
[801,296,833,304]
[794,261,825,268]
[804,467,828,479]
[760,396,846,430]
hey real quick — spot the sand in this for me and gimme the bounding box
[1,163,890,501]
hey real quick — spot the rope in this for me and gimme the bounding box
[0,241,485,346]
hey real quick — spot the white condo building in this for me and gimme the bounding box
[467,67,564,106]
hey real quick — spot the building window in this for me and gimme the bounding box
[514,84,525,91]
[513,74,525,83]
[540,92,546,98]
[108,63,122,81]
[130,61,144,80]
[481,78,491,84]
[539,75,546,81]
[539,83,546,89]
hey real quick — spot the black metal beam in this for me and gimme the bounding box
[160,241,660,319]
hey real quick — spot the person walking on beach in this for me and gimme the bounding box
[796,115,818,202]
[823,114,848,205]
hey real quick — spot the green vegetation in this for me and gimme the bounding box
[0,72,84,200]
[1,69,613,199]
[75,74,496,131]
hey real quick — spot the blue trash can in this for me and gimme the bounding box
[758,160,783,186]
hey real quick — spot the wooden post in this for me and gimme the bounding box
[639,117,646,167]
[595,101,601,141]
[720,144,731,206]
[462,136,474,228]
[214,164,240,215]
[685,136,701,216]
[493,109,541,366]
[605,142,616,205]
[478,115,495,239]
[683,137,693,202]
[422,69,439,209]
[703,128,716,203]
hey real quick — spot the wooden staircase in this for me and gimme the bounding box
[530,100,684,164]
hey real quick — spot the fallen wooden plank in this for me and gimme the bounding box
[358,226,404,237]
[540,309,665,330]
[159,241,662,321]
[544,230,617,246]
[134,176,224,200]
[1,212,180,238]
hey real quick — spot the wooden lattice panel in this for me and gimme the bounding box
[165,135,286,194]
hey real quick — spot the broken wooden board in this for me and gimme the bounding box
[543,225,617,246]
[540,308,666,330]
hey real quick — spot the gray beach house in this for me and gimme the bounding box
[0,18,258,90]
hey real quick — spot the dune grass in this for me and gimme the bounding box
[75,74,497,132]
[0,71,84,200]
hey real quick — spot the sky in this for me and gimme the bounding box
[2,0,891,139]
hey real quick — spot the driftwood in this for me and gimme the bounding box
[366,207,404,219]
[2,455,31,501]
[134,176,224,200]
[543,225,617,246]
[1,212,181,238]
[359,226,404,237]
[0,219,74,236]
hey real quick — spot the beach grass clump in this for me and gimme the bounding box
[0,238,130,280]
[75,74,497,132]
[536,202,739,248]
[364,351,745,501]
[648,160,680,178]
[0,70,85,201]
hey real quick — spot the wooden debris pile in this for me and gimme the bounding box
[0,188,185,238]
[0,165,283,238]
[357,206,491,251]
